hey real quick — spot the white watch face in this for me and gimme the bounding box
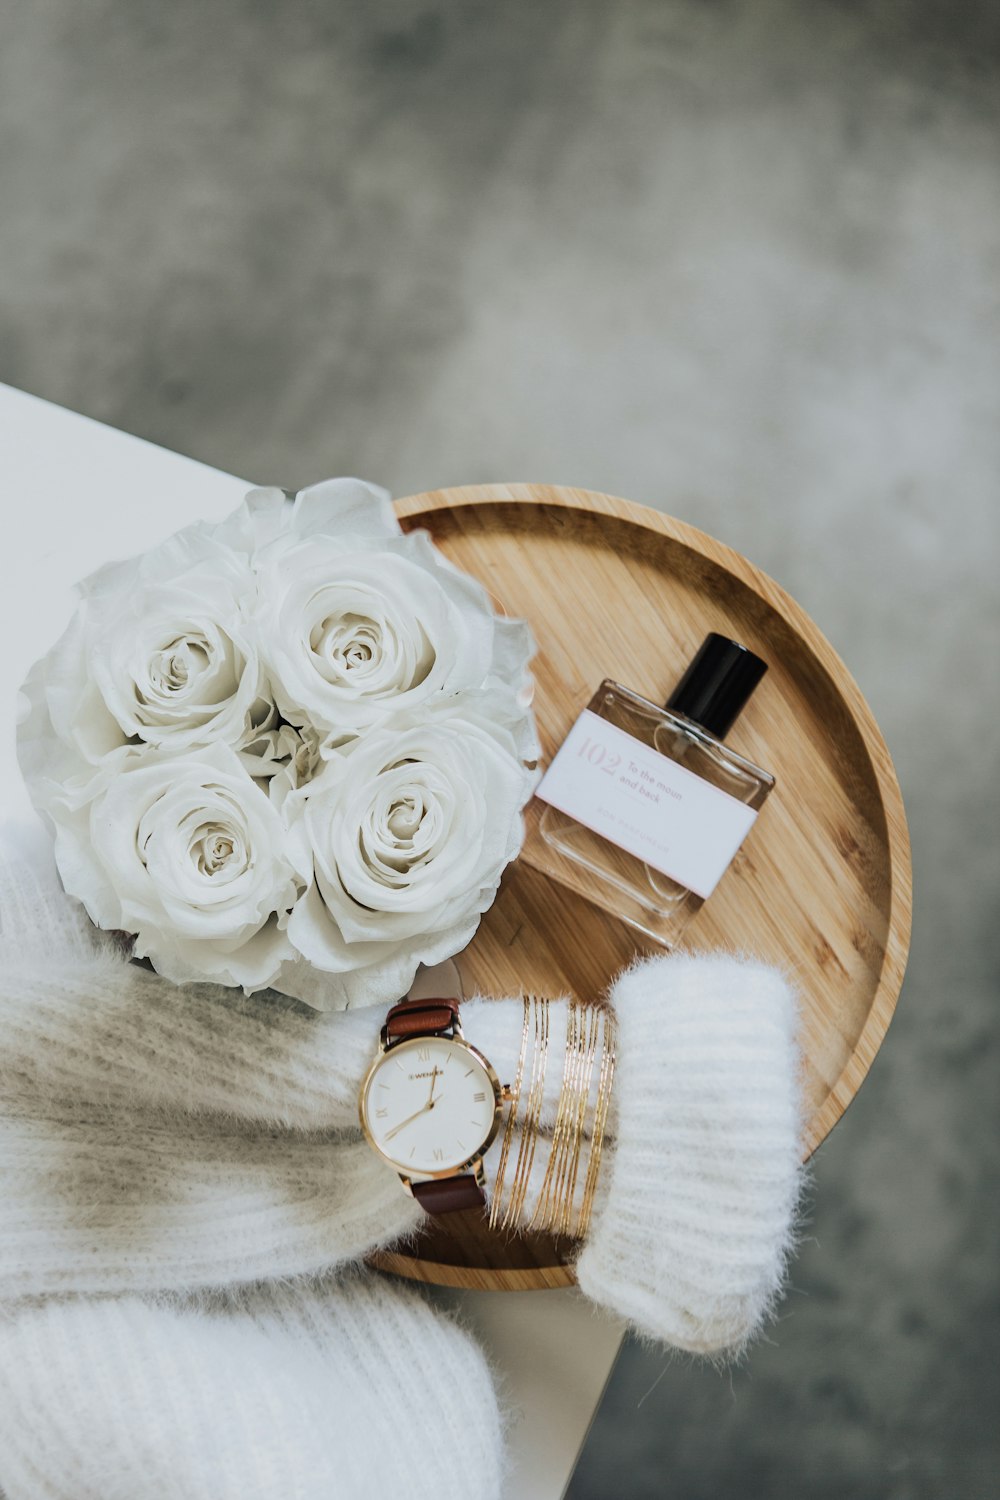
[361,1036,498,1175]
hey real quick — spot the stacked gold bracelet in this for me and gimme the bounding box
[489,995,617,1239]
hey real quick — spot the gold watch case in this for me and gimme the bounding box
[358,1027,505,1184]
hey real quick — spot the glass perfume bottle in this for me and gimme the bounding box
[536,634,774,946]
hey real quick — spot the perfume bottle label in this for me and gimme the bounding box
[536,709,758,899]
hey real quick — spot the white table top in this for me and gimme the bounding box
[0,382,624,1499]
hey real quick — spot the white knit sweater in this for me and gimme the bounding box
[0,822,805,1497]
[0,1277,504,1500]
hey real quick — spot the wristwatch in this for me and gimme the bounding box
[358,996,508,1214]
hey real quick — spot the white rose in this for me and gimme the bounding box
[279,698,537,1010]
[50,743,301,990]
[18,526,267,817]
[235,701,304,782]
[250,482,535,742]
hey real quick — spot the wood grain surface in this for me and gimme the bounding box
[370,484,912,1292]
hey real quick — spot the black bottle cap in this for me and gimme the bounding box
[665,633,767,739]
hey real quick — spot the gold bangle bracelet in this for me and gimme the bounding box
[493,993,550,1233]
[488,994,531,1231]
[490,994,616,1241]
[529,998,600,1235]
[576,1005,616,1239]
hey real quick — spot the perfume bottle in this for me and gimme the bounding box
[536,634,774,946]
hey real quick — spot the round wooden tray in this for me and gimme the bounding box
[371,484,912,1291]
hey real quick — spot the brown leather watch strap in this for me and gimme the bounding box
[411,1175,487,1215]
[383,997,484,1215]
[384,997,460,1040]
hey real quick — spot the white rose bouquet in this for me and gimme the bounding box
[17,480,538,1010]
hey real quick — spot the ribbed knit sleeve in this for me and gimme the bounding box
[0,1115,421,1298]
[575,953,805,1355]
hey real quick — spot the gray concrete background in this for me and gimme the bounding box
[2,2,998,1495]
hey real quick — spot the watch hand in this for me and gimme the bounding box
[384,1095,446,1142]
[384,1104,428,1142]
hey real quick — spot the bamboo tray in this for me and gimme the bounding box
[371,484,912,1291]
